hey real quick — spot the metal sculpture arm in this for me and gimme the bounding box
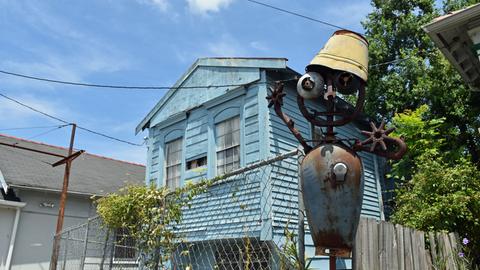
[266,83,312,153]
[353,120,407,160]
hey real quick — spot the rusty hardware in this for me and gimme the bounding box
[266,30,407,259]
[353,120,407,160]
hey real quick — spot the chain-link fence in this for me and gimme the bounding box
[54,150,303,270]
[55,216,138,270]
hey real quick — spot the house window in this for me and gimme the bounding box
[114,228,136,259]
[216,116,240,175]
[187,156,207,170]
[165,138,182,190]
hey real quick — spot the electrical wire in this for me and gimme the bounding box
[0,93,69,124]
[0,93,143,146]
[0,69,260,90]
[26,124,69,140]
[0,125,65,131]
[245,0,346,30]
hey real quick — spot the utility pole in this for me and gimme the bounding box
[50,123,77,270]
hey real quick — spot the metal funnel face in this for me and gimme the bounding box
[300,144,364,258]
[307,30,369,83]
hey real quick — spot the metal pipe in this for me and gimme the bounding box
[2,200,26,270]
[297,151,306,269]
[79,218,90,270]
[50,123,77,270]
[329,256,336,270]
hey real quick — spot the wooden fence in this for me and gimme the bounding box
[353,218,464,270]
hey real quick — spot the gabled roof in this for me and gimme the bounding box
[423,4,480,91]
[135,57,288,134]
[0,134,145,196]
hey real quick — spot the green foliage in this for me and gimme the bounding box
[96,181,211,269]
[389,107,480,265]
[389,105,455,180]
[280,223,312,270]
[391,155,480,265]
[363,0,480,264]
[363,0,480,163]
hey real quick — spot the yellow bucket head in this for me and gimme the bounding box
[307,30,369,82]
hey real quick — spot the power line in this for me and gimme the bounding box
[0,69,257,90]
[245,0,346,30]
[0,68,301,90]
[0,93,69,124]
[0,125,65,131]
[0,93,143,146]
[26,124,69,140]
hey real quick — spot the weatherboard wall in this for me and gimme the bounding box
[145,65,267,241]
[142,62,385,269]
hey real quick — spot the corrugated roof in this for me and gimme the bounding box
[0,134,145,196]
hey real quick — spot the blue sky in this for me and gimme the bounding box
[0,0,372,164]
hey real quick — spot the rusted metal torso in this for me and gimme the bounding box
[300,143,364,257]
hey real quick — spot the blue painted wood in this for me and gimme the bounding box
[141,58,387,269]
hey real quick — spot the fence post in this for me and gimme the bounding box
[297,151,305,269]
[61,231,69,270]
[108,230,116,270]
[79,219,91,270]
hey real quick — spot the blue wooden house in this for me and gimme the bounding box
[136,58,385,269]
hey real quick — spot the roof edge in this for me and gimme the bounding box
[0,134,145,167]
[135,57,289,134]
[423,3,480,32]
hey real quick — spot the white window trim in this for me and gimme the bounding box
[165,138,183,190]
[215,116,241,175]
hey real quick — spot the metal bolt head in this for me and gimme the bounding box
[333,162,348,182]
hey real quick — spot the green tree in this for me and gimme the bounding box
[363,0,480,163]
[389,106,480,264]
[96,182,209,269]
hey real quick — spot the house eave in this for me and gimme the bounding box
[423,3,480,91]
[135,57,289,134]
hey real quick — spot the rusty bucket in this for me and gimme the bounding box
[300,143,364,257]
[307,30,369,83]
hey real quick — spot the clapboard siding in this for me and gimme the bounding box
[148,82,263,241]
[143,59,386,269]
[175,172,263,241]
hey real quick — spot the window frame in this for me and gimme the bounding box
[215,116,241,175]
[164,137,183,190]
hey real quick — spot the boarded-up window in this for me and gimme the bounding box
[216,116,240,175]
[165,138,182,190]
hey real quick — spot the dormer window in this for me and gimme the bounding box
[216,116,240,175]
[165,138,182,190]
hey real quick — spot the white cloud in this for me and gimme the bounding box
[0,94,71,126]
[249,41,269,52]
[137,0,170,12]
[186,0,234,15]
[101,144,147,165]
[324,2,372,29]
[207,34,246,56]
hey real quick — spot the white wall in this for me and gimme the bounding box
[0,207,16,270]
[0,189,94,270]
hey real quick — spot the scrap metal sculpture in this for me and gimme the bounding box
[267,30,407,258]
